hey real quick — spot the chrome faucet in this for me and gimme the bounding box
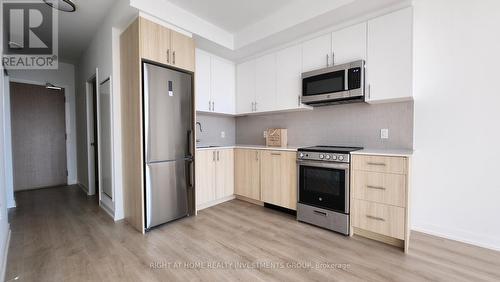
[196,122,202,143]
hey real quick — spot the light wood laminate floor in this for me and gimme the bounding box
[6,185,500,281]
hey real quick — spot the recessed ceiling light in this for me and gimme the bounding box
[43,0,76,13]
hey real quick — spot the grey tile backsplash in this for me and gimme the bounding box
[197,101,414,150]
[235,101,414,149]
[196,113,236,146]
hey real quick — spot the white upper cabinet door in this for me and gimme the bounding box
[195,49,211,112]
[331,22,367,65]
[255,53,277,112]
[366,7,413,103]
[302,33,332,72]
[276,45,302,110]
[236,59,256,114]
[211,57,235,114]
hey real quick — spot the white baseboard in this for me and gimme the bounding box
[1,227,11,282]
[196,195,235,211]
[78,183,89,194]
[411,223,500,252]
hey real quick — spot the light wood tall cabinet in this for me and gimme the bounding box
[120,16,195,232]
[260,151,297,210]
[234,149,261,201]
[195,149,234,210]
[139,17,194,72]
[351,154,411,252]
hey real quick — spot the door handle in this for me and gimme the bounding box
[187,130,192,157]
[185,159,193,188]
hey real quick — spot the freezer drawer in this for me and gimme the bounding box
[145,160,189,229]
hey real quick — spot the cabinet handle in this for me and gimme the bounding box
[208,101,211,111]
[271,153,281,156]
[217,151,220,161]
[212,101,215,111]
[298,95,301,106]
[367,185,386,190]
[173,51,176,64]
[332,51,335,66]
[366,215,385,222]
[212,151,215,162]
[367,162,386,166]
[167,49,170,63]
[255,151,259,161]
[326,54,329,67]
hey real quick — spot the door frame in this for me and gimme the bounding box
[9,78,71,186]
[85,69,99,198]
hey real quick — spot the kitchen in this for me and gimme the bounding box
[127,7,414,250]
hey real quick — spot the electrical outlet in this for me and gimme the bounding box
[263,130,267,138]
[220,131,225,138]
[380,128,389,139]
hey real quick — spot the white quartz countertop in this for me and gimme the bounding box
[351,148,414,157]
[196,145,299,152]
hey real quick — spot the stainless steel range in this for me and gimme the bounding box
[296,146,362,235]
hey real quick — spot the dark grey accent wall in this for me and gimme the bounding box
[196,113,236,146]
[235,101,414,149]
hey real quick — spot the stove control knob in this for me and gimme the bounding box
[299,153,304,159]
[338,155,345,161]
[332,155,338,160]
[325,154,331,160]
[319,154,324,159]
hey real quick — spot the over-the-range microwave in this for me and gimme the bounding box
[301,60,365,106]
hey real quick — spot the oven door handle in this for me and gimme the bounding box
[297,160,349,170]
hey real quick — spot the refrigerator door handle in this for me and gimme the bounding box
[185,158,193,188]
[186,130,193,158]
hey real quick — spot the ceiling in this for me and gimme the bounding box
[55,0,117,63]
[166,0,301,33]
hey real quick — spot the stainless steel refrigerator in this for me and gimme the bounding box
[143,62,193,230]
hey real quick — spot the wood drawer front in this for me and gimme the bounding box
[352,199,405,239]
[352,155,406,174]
[353,171,406,207]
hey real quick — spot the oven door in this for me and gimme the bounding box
[298,160,350,214]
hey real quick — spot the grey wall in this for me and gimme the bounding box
[196,113,236,146]
[236,101,414,149]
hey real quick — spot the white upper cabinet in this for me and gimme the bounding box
[302,33,332,72]
[211,57,235,114]
[331,22,367,65]
[195,49,211,112]
[195,49,235,114]
[366,7,413,103]
[255,53,277,112]
[276,45,303,110]
[236,59,256,114]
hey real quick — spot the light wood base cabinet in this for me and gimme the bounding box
[196,149,234,210]
[351,154,411,252]
[234,149,261,201]
[260,151,297,210]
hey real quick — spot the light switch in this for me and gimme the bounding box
[380,128,389,139]
[263,130,267,138]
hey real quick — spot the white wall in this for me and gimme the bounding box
[8,63,78,186]
[76,0,137,220]
[2,76,14,209]
[412,0,500,250]
[0,3,11,279]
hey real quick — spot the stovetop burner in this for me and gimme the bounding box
[298,146,364,153]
